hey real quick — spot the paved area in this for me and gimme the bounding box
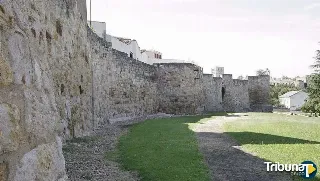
[193,114,293,181]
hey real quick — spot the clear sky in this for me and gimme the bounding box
[87,0,320,78]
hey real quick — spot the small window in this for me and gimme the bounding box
[60,84,65,94]
[130,52,133,58]
[79,85,84,94]
[159,55,162,59]
[155,54,157,58]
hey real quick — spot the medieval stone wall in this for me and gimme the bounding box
[0,0,271,180]
[248,75,272,112]
[155,63,205,114]
[89,30,159,127]
[0,0,90,180]
[221,74,250,112]
[202,75,223,112]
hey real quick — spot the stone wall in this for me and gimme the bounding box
[221,75,250,112]
[0,0,272,180]
[202,75,223,112]
[248,75,272,112]
[155,63,205,114]
[89,30,159,127]
[0,0,89,180]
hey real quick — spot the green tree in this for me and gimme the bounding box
[238,75,244,80]
[311,50,320,72]
[256,69,270,76]
[301,48,320,115]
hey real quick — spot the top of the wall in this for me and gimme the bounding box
[153,63,201,69]
[248,75,270,80]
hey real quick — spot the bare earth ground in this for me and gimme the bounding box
[193,113,293,181]
[63,123,140,181]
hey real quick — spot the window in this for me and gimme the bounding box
[130,52,133,58]
[159,55,162,59]
[60,84,65,94]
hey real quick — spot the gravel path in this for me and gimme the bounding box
[193,113,293,181]
[63,123,139,181]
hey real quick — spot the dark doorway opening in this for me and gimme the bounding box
[222,87,226,100]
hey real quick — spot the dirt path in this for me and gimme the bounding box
[63,123,139,181]
[193,114,293,181]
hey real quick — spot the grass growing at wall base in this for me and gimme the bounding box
[118,115,215,181]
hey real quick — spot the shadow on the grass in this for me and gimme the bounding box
[197,131,320,181]
[193,114,320,181]
[225,132,320,145]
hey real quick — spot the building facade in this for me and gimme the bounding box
[211,66,225,77]
[279,91,309,110]
[270,76,308,89]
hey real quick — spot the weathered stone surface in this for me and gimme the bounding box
[203,75,223,112]
[155,63,205,114]
[222,74,250,112]
[14,136,66,181]
[248,75,272,112]
[24,88,60,145]
[0,0,271,179]
[0,103,22,154]
[8,31,32,86]
[90,32,159,127]
[0,163,8,181]
[0,57,13,86]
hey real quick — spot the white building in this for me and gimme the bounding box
[106,34,143,61]
[211,66,224,77]
[89,21,196,65]
[279,91,308,111]
[141,50,199,65]
[88,21,106,40]
[270,76,308,89]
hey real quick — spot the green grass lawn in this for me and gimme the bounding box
[224,113,320,180]
[117,115,219,181]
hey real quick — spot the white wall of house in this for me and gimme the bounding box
[108,35,143,60]
[89,21,106,40]
[89,21,195,65]
[144,51,162,59]
[279,91,308,110]
[141,52,149,64]
[211,66,225,77]
[290,92,308,110]
[279,97,290,109]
